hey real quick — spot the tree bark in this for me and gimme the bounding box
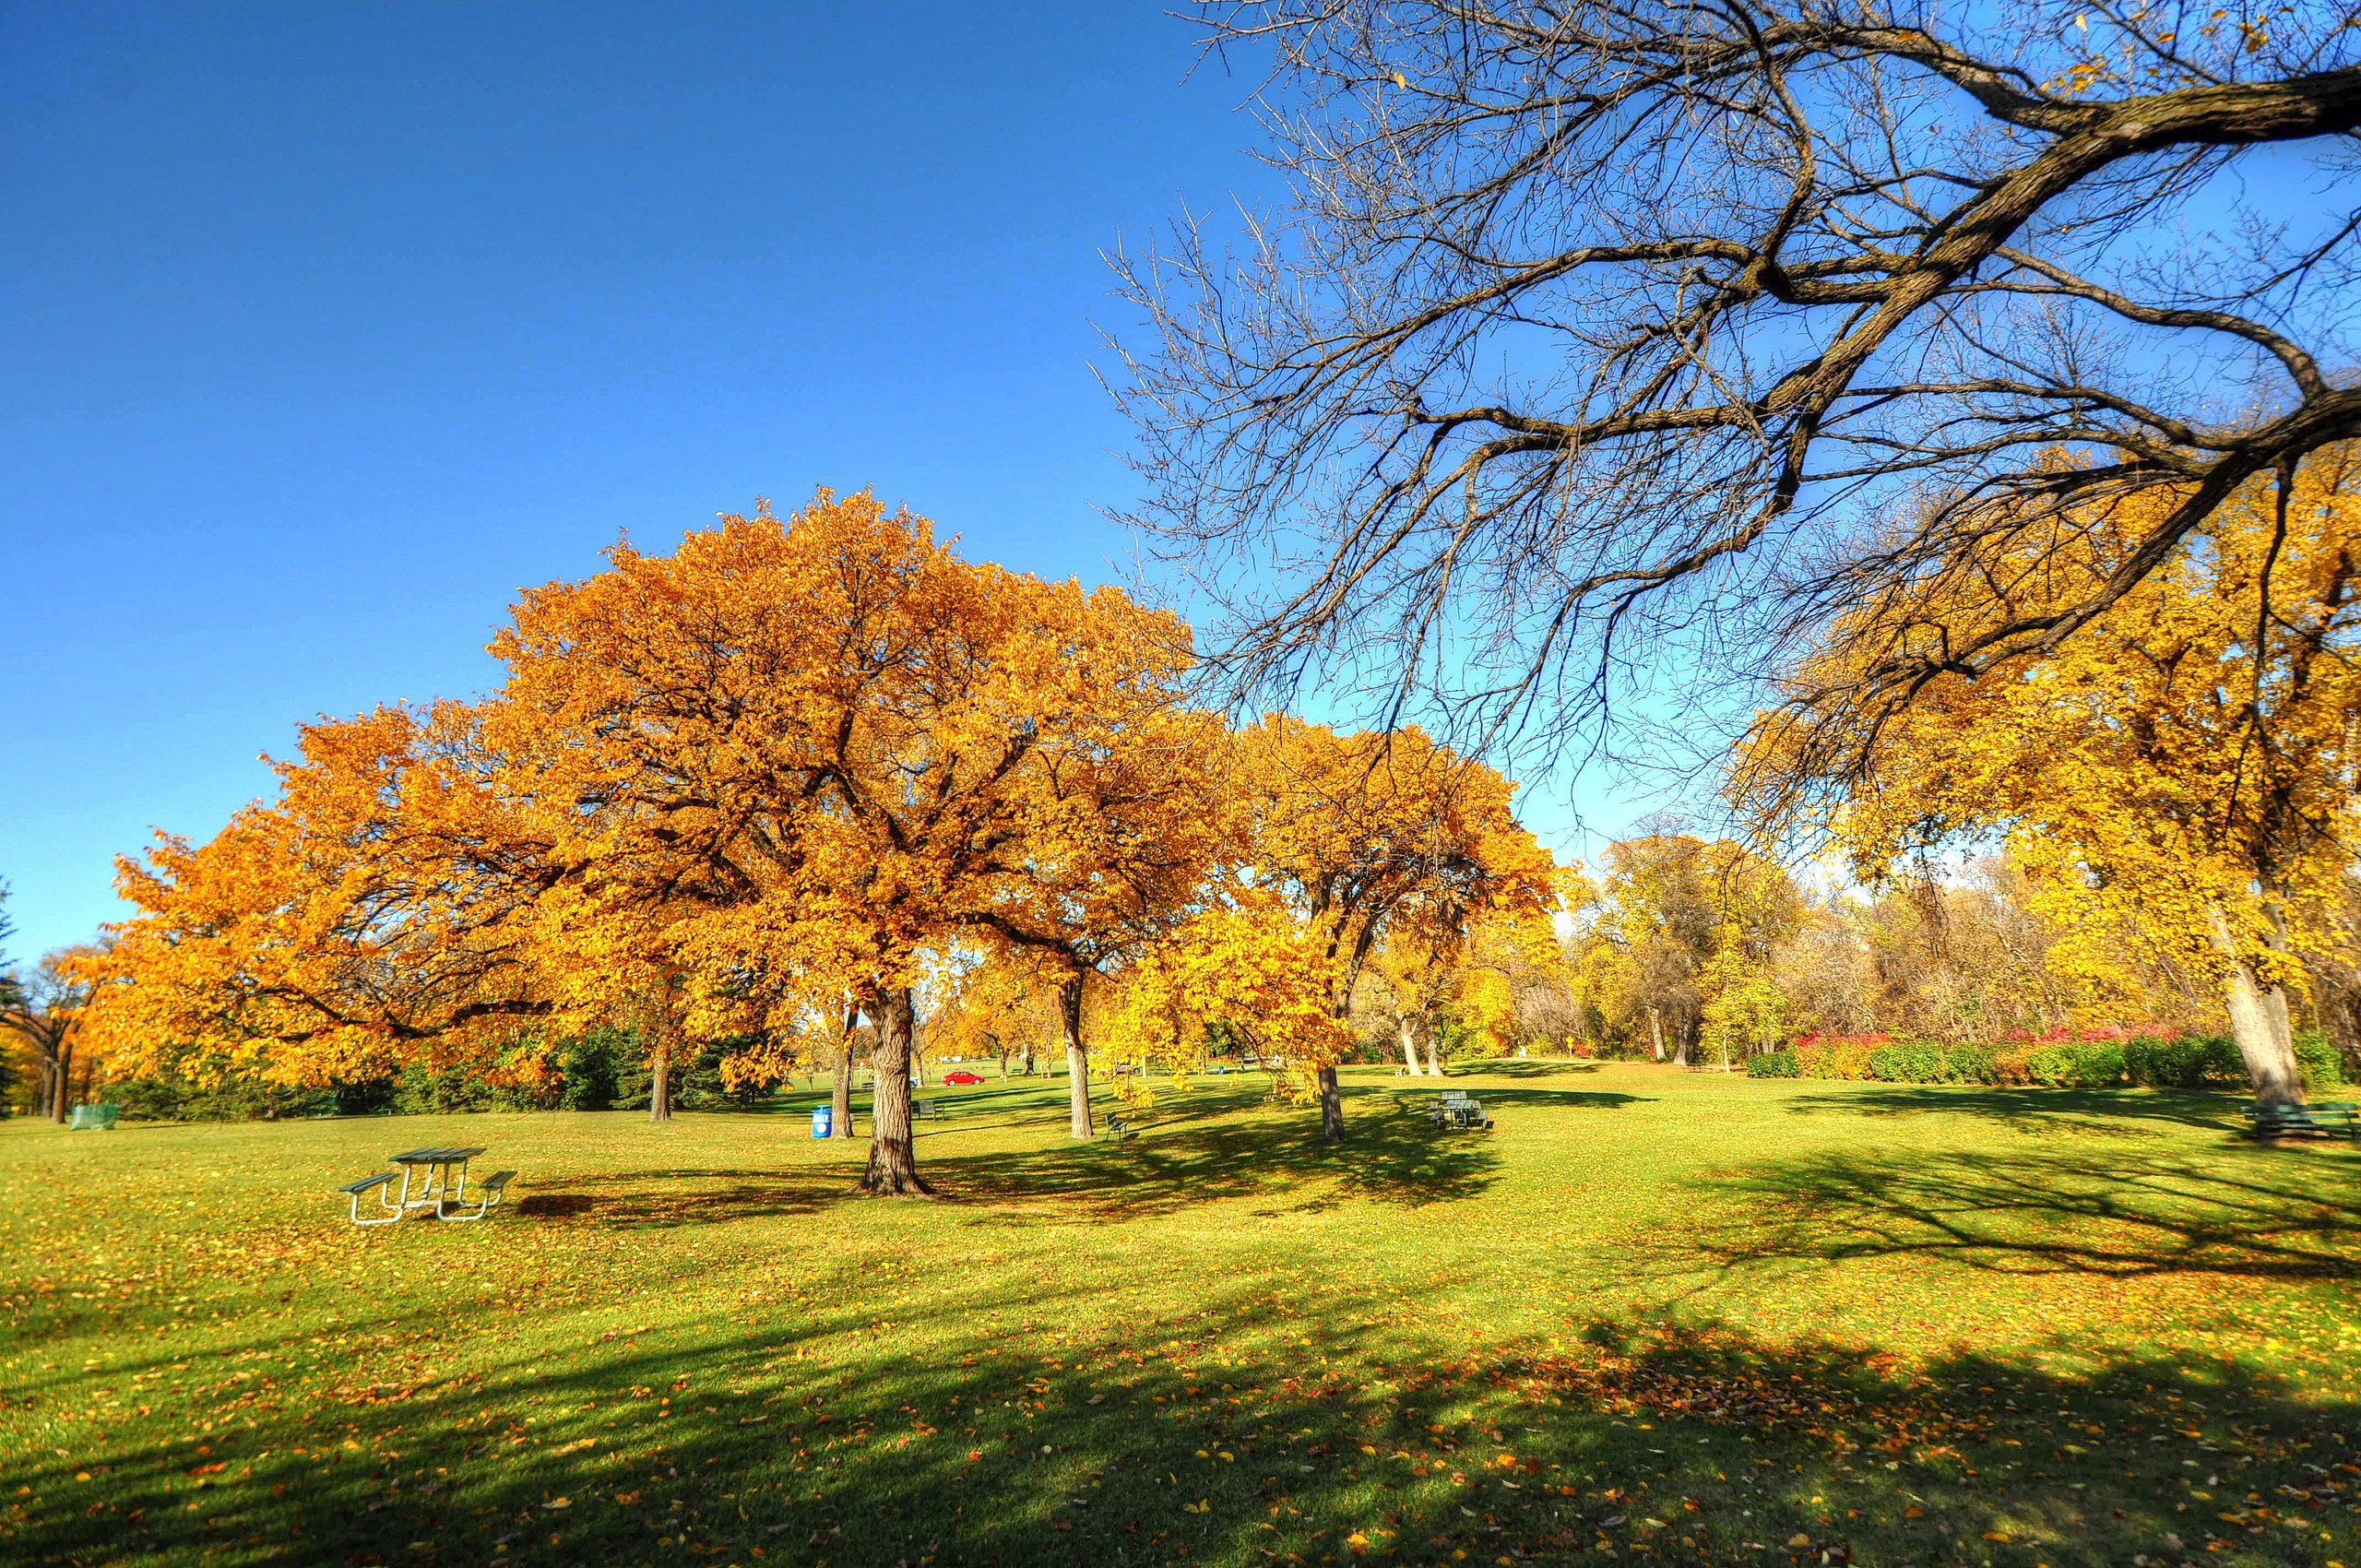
[1397,1016,1422,1075]
[1422,1028,1442,1078]
[2208,906,2305,1107]
[830,1036,855,1138]
[1648,1008,1667,1063]
[51,1041,73,1122]
[1673,1026,1693,1068]
[1317,1063,1345,1144]
[861,987,930,1194]
[647,1038,671,1123]
[1060,977,1093,1140]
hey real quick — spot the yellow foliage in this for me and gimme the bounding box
[1741,450,2361,1006]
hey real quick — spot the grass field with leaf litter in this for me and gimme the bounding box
[4,1060,2357,1568]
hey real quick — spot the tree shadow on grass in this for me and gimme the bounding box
[1782,1083,2253,1138]
[1366,1086,1650,1112]
[503,1169,843,1229]
[20,1265,2357,1568]
[1697,1143,2361,1281]
[931,1100,1502,1219]
[1432,1058,1609,1081]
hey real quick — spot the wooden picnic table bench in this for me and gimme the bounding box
[2245,1101,2360,1140]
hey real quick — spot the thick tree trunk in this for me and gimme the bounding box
[861,987,930,1195]
[53,1040,75,1122]
[1060,977,1092,1139]
[2208,908,2304,1107]
[1673,1026,1693,1068]
[1397,1016,1422,1075]
[1317,1063,1345,1144]
[1422,1029,1443,1077]
[647,1039,671,1123]
[1648,1008,1667,1063]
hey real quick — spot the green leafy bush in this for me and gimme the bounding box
[2295,1031,2345,1091]
[1866,1041,1950,1083]
[2121,1033,2242,1087]
[2025,1041,2127,1087]
[1747,1051,1800,1078]
[1943,1044,1999,1084]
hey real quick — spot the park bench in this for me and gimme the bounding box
[67,1102,120,1131]
[2244,1101,2360,1140]
[914,1099,940,1120]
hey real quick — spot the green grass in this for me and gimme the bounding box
[4,1061,2357,1568]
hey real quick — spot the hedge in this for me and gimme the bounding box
[1745,1032,2343,1092]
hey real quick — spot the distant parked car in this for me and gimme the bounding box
[943,1070,984,1086]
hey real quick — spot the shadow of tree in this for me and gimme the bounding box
[18,1268,2355,1568]
[1783,1084,2251,1137]
[1370,1086,1649,1111]
[506,1169,844,1228]
[1699,1144,2361,1280]
[931,1099,1503,1218]
[1419,1059,1608,1081]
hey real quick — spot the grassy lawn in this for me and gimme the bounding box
[4,1061,2357,1568]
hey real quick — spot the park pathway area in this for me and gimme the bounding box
[2,1062,2356,1567]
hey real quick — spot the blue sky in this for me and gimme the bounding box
[1,1,1651,963]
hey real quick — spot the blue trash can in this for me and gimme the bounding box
[810,1105,833,1139]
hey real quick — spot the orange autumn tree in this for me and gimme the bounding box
[491,490,1220,1190]
[1738,450,2361,1106]
[964,635,1231,1139]
[81,701,568,1093]
[1232,718,1560,1140]
[89,489,1228,1192]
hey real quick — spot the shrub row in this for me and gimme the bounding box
[1746,1032,2344,1091]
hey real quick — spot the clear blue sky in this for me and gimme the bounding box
[0,1,1626,964]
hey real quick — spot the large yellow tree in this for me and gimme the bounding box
[1740,451,2361,1104]
[1232,718,1558,1140]
[87,491,1228,1193]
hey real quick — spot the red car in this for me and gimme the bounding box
[942,1070,984,1086]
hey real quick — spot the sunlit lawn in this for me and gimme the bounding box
[4,1061,2357,1568]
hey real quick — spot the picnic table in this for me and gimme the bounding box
[67,1102,121,1131]
[339,1146,514,1225]
[1428,1092,1493,1132]
[2245,1101,2360,1140]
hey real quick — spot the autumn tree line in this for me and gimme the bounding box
[18,494,1561,1190]
[5,438,2356,1149]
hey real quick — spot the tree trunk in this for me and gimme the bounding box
[1673,1025,1693,1068]
[1397,1016,1422,1075]
[1060,977,1092,1140]
[1648,1007,1667,1063]
[831,1037,855,1138]
[53,1039,75,1122]
[861,987,930,1194]
[2208,908,2304,1107]
[1317,1063,1345,1144]
[1422,1028,1442,1077]
[647,1038,671,1123]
